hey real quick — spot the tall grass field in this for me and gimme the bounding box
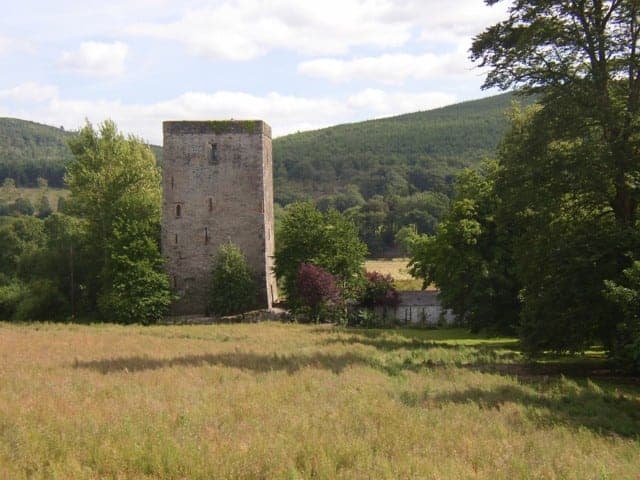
[0,322,638,479]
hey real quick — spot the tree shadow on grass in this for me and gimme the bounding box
[320,329,520,353]
[428,382,640,439]
[317,330,640,381]
[322,335,464,352]
[73,351,373,375]
[74,350,640,439]
[320,332,521,369]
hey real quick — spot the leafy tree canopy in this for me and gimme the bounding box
[275,202,367,304]
[472,0,640,226]
[409,161,520,334]
[65,120,170,323]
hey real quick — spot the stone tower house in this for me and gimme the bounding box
[161,120,278,315]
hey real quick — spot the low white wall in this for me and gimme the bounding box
[375,304,456,325]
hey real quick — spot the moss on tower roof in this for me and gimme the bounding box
[163,120,271,137]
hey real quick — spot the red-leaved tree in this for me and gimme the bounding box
[295,263,341,322]
[361,271,400,309]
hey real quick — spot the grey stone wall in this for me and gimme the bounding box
[161,120,278,315]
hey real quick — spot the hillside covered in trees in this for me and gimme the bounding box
[273,92,529,253]
[0,118,74,188]
[0,118,163,188]
[1,92,521,194]
[0,92,527,254]
[273,91,524,204]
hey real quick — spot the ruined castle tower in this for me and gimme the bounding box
[161,121,278,315]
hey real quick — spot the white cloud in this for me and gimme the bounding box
[7,88,351,142]
[0,36,16,55]
[347,88,455,115]
[298,50,471,85]
[0,35,34,55]
[126,0,509,62]
[415,1,509,45]
[0,82,58,103]
[58,41,128,77]
[1,83,458,143]
[128,0,411,61]
[293,0,508,85]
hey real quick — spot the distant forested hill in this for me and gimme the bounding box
[0,118,162,188]
[0,92,530,254]
[272,91,527,204]
[0,118,74,188]
[1,91,526,194]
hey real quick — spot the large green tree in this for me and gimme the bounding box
[472,0,640,227]
[469,0,640,360]
[493,106,632,353]
[66,120,171,323]
[409,161,520,334]
[0,216,45,283]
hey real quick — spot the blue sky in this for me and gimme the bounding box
[0,0,508,144]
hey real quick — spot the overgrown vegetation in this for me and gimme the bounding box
[275,203,413,325]
[1,322,638,479]
[360,271,400,311]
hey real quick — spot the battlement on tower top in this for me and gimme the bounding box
[163,120,272,138]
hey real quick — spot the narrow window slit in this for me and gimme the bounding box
[204,227,209,244]
[176,204,181,217]
[209,142,218,165]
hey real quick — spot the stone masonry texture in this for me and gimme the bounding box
[161,120,278,315]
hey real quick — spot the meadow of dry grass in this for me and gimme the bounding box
[0,187,69,211]
[0,322,639,479]
[364,258,425,290]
